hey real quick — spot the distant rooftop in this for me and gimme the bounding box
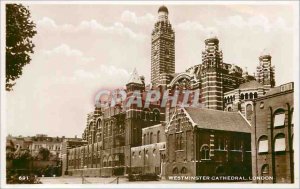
[238,80,264,89]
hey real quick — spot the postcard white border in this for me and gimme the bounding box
[1,1,299,188]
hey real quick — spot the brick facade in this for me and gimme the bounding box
[251,82,294,183]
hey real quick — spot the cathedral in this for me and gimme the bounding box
[62,5,288,181]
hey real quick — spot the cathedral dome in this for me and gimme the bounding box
[158,5,169,14]
[205,37,219,45]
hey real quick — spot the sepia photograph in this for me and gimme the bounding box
[0,0,299,188]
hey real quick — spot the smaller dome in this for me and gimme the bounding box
[158,5,169,14]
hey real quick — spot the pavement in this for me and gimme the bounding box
[39,176,252,184]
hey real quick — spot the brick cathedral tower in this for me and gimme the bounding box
[151,5,175,88]
[201,37,224,110]
[256,53,275,88]
[125,68,145,147]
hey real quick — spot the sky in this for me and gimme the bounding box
[6,2,297,138]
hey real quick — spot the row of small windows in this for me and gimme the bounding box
[225,92,258,103]
[130,109,161,122]
[240,92,258,100]
[172,167,187,174]
[132,149,161,158]
[69,155,124,167]
[258,133,289,153]
[224,96,235,103]
[102,155,123,167]
[92,110,160,131]
[143,130,161,145]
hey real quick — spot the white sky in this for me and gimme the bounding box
[6,2,297,138]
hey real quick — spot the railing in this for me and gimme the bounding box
[82,177,92,184]
[81,176,120,184]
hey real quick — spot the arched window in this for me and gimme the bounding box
[172,167,178,174]
[108,156,112,166]
[176,135,180,150]
[258,135,268,153]
[274,109,285,128]
[102,156,107,167]
[217,137,225,150]
[143,109,150,120]
[227,107,232,112]
[141,111,146,120]
[153,109,160,122]
[245,93,249,99]
[176,119,181,132]
[150,132,153,144]
[153,149,156,156]
[230,96,233,102]
[105,122,109,136]
[261,164,269,175]
[110,121,113,136]
[201,145,210,160]
[97,119,101,129]
[241,94,244,100]
[181,167,187,174]
[157,131,160,143]
[250,93,253,99]
[176,136,183,150]
[99,133,102,142]
[274,133,286,152]
[114,155,119,166]
[246,104,253,121]
[254,92,258,98]
[143,134,147,145]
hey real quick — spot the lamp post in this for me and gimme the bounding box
[82,165,87,184]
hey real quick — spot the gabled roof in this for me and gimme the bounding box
[184,107,251,133]
[127,68,143,85]
[238,80,263,89]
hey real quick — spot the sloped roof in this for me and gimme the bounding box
[127,68,143,85]
[239,80,263,89]
[184,107,251,133]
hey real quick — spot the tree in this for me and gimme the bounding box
[38,147,50,161]
[6,4,37,91]
[14,149,32,160]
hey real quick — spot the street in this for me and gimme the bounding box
[39,176,252,184]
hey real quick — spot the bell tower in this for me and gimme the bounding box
[151,5,175,88]
[201,37,224,110]
[256,53,275,88]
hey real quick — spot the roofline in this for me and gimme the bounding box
[254,89,293,102]
[238,111,252,127]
